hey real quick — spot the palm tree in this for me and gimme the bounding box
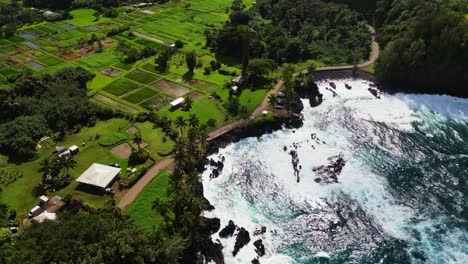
[268,94,278,109]
[38,157,59,183]
[57,155,77,176]
[184,171,201,192]
[134,134,143,150]
[198,125,209,157]
[174,116,186,136]
[187,114,199,129]
[184,96,193,111]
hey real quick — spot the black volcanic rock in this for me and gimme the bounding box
[251,259,260,264]
[219,220,236,238]
[313,154,346,184]
[233,228,251,256]
[200,216,221,236]
[254,239,266,256]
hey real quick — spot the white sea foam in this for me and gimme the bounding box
[202,79,468,263]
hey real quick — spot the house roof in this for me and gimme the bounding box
[76,163,120,188]
[170,97,184,107]
[33,211,56,223]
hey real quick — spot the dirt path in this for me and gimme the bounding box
[117,26,379,211]
[118,158,175,211]
[132,31,172,47]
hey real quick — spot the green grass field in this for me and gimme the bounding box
[35,54,64,66]
[126,171,171,231]
[123,87,158,104]
[125,70,160,84]
[77,49,121,70]
[103,78,141,96]
[64,9,111,27]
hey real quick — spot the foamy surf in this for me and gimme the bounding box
[203,78,468,263]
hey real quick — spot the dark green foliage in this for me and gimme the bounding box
[375,0,468,88]
[209,0,371,64]
[106,26,130,37]
[11,208,186,264]
[174,40,184,49]
[247,58,277,80]
[0,3,43,38]
[129,149,150,166]
[0,67,98,159]
[185,51,197,73]
[225,97,240,116]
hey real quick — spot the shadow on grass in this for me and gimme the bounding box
[182,71,194,82]
[75,184,107,196]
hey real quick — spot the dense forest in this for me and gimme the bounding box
[374,0,468,93]
[206,0,372,65]
[0,68,104,159]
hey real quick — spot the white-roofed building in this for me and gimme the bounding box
[33,211,57,223]
[170,97,184,109]
[76,163,120,189]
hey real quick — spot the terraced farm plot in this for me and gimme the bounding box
[123,87,158,104]
[76,49,121,70]
[151,79,190,96]
[140,94,173,111]
[35,54,64,66]
[125,70,160,84]
[64,9,111,27]
[28,61,46,70]
[0,67,21,78]
[103,78,140,96]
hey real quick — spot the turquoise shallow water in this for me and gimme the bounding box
[202,79,468,264]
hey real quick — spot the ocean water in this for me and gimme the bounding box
[202,79,468,264]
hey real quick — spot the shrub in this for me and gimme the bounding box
[175,40,184,49]
[203,66,211,75]
[106,26,130,37]
[129,149,150,166]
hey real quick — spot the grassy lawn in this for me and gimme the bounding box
[123,87,158,104]
[0,119,131,217]
[125,70,160,84]
[103,78,141,96]
[135,122,175,159]
[126,171,171,231]
[162,96,227,124]
[35,54,65,66]
[87,72,114,95]
[64,9,111,27]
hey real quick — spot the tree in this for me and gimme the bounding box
[185,51,197,73]
[268,94,278,109]
[187,114,199,129]
[247,58,277,80]
[134,134,143,150]
[174,116,187,136]
[174,40,184,49]
[239,105,249,120]
[38,157,59,183]
[183,96,193,111]
[238,25,251,77]
[206,118,217,128]
[282,64,295,103]
[57,155,77,177]
[156,49,172,72]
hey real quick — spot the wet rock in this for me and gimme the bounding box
[209,158,225,179]
[254,239,266,256]
[233,227,251,256]
[345,83,352,90]
[313,154,346,184]
[203,197,215,211]
[200,216,221,236]
[219,220,236,238]
[283,146,288,152]
[325,87,338,97]
[330,82,336,89]
[253,226,267,236]
[199,238,224,264]
[368,88,380,99]
[289,150,301,182]
[251,259,260,264]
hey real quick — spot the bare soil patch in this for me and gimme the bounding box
[126,127,138,135]
[57,49,87,60]
[188,91,204,100]
[151,79,190,97]
[111,143,133,159]
[101,67,121,77]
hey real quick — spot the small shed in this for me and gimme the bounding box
[262,110,269,115]
[43,11,61,19]
[33,211,56,223]
[170,97,185,109]
[69,145,79,155]
[39,195,49,204]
